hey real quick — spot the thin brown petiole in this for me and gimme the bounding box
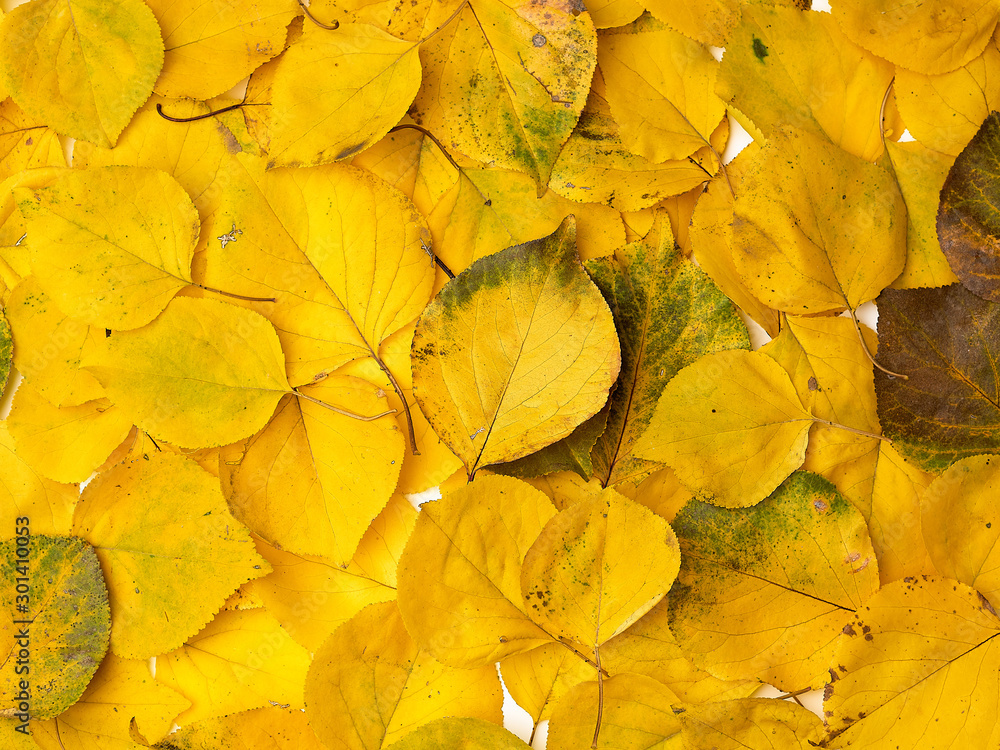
[389,123,463,173]
[156,102,268,123]
[292,389,397,421]
[419,0,470,46]
[195,283,276,303]
[297,0,339,29]
[847,306,908,380]
[592,645,604,748]
[810,417,891,443]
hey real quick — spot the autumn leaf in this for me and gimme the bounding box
[824,576,1000,748]
[152,705,327,750]
[384,717,527,750]
[0,536,110,719]
[304,601,503,749]
[439,0,597,187]
[0,423,77,537]
[83,297,291,448]
[678,698,825,750]
[0,100,66,182]
[521,493,680,647]
[147,0,298,100]
[635,349,814,508]
[72,452,271,659]
[546,674,682,749]
[731,127,906,316]
[0,0,163,147]
[832,0,998,76]
[412,217,620,477]
[396,475,558,667]
[587,213,749,488]
[30,654,190,748]
[0,312,9,395]
[498,643,595,727]
[267,21,423,168]
[669,471,879,690]
[938,110,1000,300]
[875,284,1000,472]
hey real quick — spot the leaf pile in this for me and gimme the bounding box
[3,0,1000,748]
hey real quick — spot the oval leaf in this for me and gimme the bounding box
[412,217,620,477]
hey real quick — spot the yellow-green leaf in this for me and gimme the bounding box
[635,349,813,509]
[396,475,557,668]
[441,0,597,187]
[0,535,110,719]
[521,493,680,647]
[670,471,879,690]
[0,0,164,147]
[412,217,620,477]
[304,601,503,750]
[84,297,290,448]
[15,166,200,330]
[72,452,271,659]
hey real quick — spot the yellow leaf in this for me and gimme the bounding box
[386,718,527,750]
[309,0,451,41]
[220,377,403,563]
[549,111,722,211]
[0,424,77,539]
[521,494,680,647]
[585,0,642,29]
[896,44,1000,157]
[84,297,290,448]
[635,350,813,509]
[0,0,163,147]
[761,315,881,508]
[74,96,244,231]
[147,0,297,100]
[614,466,693,525]
[921,455,1000,609]
[396,475,558,667]
[643,0,739,46]
[15,166,200,330]
[688,145,781,337]
[305,601,503,750]
[268,22,421,168]
[7,383,132,484]
[155,706,327,750]
[0,536,110,719]
[599,16,725,164]
[154,608,311,726]
[883,140,960,289]
[5,276,105,407]
[441,0,597,187]
[546,674,682,750]
[602,597,758,705]
[717,6,894,162]
[825,577,1000,748]
[0,167,70,285]
[670,472,879,690]
[72,452,272,659]
[29,654,190,748]
[832,0,997,75]
[499,643,594,725]
[250,493,416,651]
[201,155,434,391]
[412,218,620,476]
[0,100,66,182]
[731,127,907,314]
[678,698,825,749]
[865,443,936,585]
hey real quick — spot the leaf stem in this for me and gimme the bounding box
[194,283,276,303]
[292,389,397,421]
[810,417,891,443]
[375,357,422,455]
[878,76,895,152]
[297,0,339,29]
[592,644,604,748]
[847,306,908,380]
[155,102,267,123]
[389,123,463,173]
[556,636,610,677]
